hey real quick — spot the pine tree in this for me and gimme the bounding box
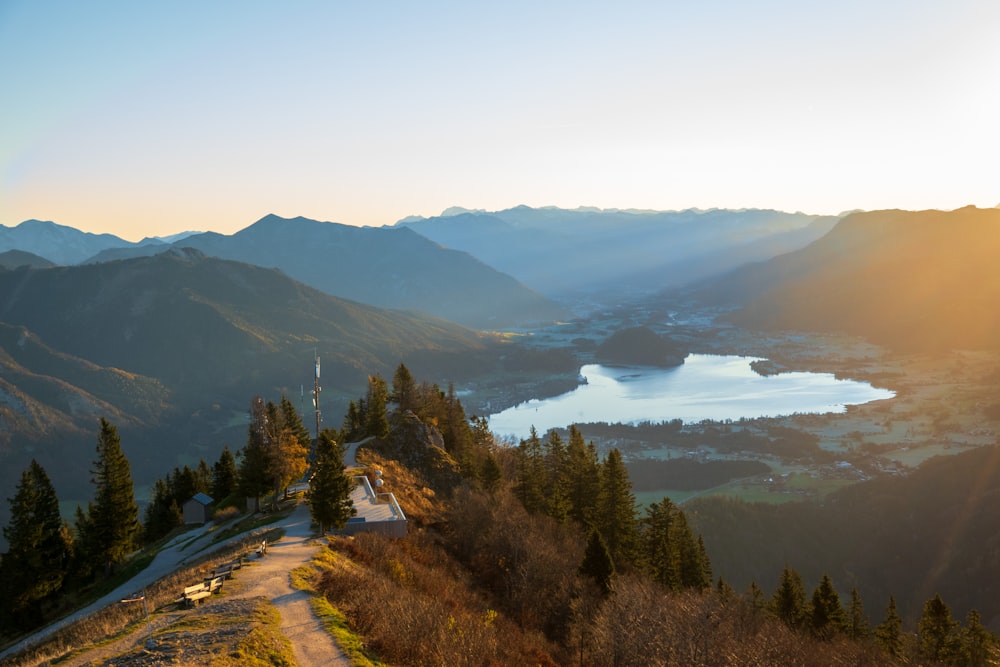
[675,513,712,590]
[543,430,571,522]
[211,445,238,501]
[770,564,807,629]
[87,418,140,573]
[307,430,356,533]
[0,460,72,629]
[365,374,390,439]
[238,396,273,509]
[594,448,638,567]
[747,581,767,611]
[515,427,548,514]
[142,477,182,541]
[641,497,681,590]
[958,609,994,667]
[809,573,847,639]
[918,593,959,664]
[874,595,904,659]
[847,586,869,640]
[579,528,615,596]
[280,395,312,452]
[391,363,417,413]
[565,426,600,525]
[479,451,503,492]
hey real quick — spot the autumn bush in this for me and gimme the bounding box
[319,530,561,666]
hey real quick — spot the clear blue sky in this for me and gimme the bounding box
[2,1,998,240]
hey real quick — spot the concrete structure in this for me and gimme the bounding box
[339,475,407,538]
[182,492,214,524]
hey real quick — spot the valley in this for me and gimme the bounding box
[469,297,1000,507]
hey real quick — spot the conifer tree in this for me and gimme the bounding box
[142,477,182,540]
[341,400,364,442]
[770,564,808,629]
[809,573,847,639]
[365,374,390,439]
[747,581,767,611]
[958,609,994,667]
[543,430,571,522]
[479,451,503,492]
[515,427,548,514]
[307,430,356,533]
[641,497,681,590]
[579,528,615,596]
[0,460,72,629]
[280,395,312,451]
[565,426,600,525]
[874,595,904,659]
[86,418,140,573]
[238,396,273,509]
[675,513,712,590]
[594,448,638,567]
[847,586,869,640]
[391,363,417,413]
[211,445,238,501]
[918,593,959,664]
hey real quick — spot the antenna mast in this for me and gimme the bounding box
[312,353,322,440]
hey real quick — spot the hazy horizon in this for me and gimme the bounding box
[3,1,998,241]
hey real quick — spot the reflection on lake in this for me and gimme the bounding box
[488,354,895,439]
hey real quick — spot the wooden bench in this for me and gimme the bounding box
[178,576,225,608]
[179,582,211,608]
[212,563,237,580]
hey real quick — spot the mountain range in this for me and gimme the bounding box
[397,206,840,298]
[2,215,567,329]
[0,248,498,510]
[706,206,1000,353]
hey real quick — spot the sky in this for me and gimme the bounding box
[2,1,998,241]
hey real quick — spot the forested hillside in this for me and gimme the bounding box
[721,206,1000,353]
[688,444,1000,630]
[0,249,501,526]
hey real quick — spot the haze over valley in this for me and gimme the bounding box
[4,2,1000,663]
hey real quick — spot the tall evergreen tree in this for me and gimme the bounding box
[211,445,238,501]
[874,596,904,659]
[515,427,548,514]
[307,430,356,533]
[280,395,312,451]
[365,374,390,439]
[142,477,182,541]
[479,451,503,492]
[543,430,571,522]
[770,564,808,629]
[641,497,681,590]
[846,586,869,640]
[565,426,600,525]
[0,460,72,629]
[958,609,994,667]
[918,593,959,664]
[809,573,847,639]
[594,448,638,567]
[238,396,273,509]
[579,528,615,596]
[391,363,417,414]
[86,418,140,573]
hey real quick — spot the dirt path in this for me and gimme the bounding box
[8,500,350,667]
[235,500,350,667]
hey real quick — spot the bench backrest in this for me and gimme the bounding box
[183,583,207,596]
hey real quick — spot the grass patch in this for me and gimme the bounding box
[208,601,296,667]
[289,542,386,667]
[309,596,385,667]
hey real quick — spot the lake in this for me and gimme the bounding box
[488,354,895,439]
